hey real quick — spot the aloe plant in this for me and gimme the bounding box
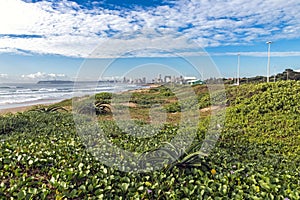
[0,81,299,199]
[77,101,111,115]
[30,106,67,113]
[140,142,210,173]
[94,101,111,115]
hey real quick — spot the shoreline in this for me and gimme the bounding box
[0,84,161,115]
[0,102,56,115]
[0,105,37,115]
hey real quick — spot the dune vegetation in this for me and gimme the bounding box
[0,81,299,199]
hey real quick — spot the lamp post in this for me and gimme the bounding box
[273,67,276,83]
[266,41,272,83]
[237,53,240,85]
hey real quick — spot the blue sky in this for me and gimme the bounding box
[0,0,300,82]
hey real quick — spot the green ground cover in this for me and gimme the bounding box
[0,81,299,199]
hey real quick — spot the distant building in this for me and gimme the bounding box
[183,76,197,84]
[187,79,205,85]
[164,76,172,83]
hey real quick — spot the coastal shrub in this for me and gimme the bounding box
[159,86,175,97]
[54,98,73,107]
[76,100,111,115]
[164,102,181,113]
[30,106,67,113]
[130,93,165,108]
[0,81,299,199]
[95,92,112,104]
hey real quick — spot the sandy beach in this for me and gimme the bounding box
[0,102,57,115]
[0,105,35,115]
[0,84,160,115]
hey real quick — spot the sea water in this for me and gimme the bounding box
[0,82,144,110]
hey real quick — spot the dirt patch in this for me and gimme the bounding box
[200,105,224,112]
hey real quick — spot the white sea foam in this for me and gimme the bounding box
[0,83,146,109]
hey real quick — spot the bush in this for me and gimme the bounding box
[164,102,181,113]
[95,92,112,104]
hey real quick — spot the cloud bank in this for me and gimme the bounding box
[0,74,8,78]
[21,72,68,80]
[0,0,299,58]
[213,51,300,57]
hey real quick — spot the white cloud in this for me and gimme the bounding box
[0,74,8,78]
[0,47,32,56]
[21,72,67,80]
[212,51,300,57]
[0,0,299,57]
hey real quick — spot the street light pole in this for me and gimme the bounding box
[237,53,240,85]
[266,41,272,83]
[274,67,276,83]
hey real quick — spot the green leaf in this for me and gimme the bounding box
[137,186,144,191]
[103,168,108,174]
[88,184,94,192]
[17,190,26,199]
[180,151,208,164]
[78,162,84,170]
[121,183,129,192]
[259,180,271,190]
[28,188,38,194]
[70,189,77,198]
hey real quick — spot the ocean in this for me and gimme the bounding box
[0,82,144,110]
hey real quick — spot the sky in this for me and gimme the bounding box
[0,0,300,82]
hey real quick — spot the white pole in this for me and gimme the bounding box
[237,53,240,85]
[266,41,272,83]
[274,67,276,83]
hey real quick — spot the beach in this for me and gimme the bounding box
[0,82,149,115]
[0,101,58,115]
[0,105,35,114]
[0,84,159,115]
